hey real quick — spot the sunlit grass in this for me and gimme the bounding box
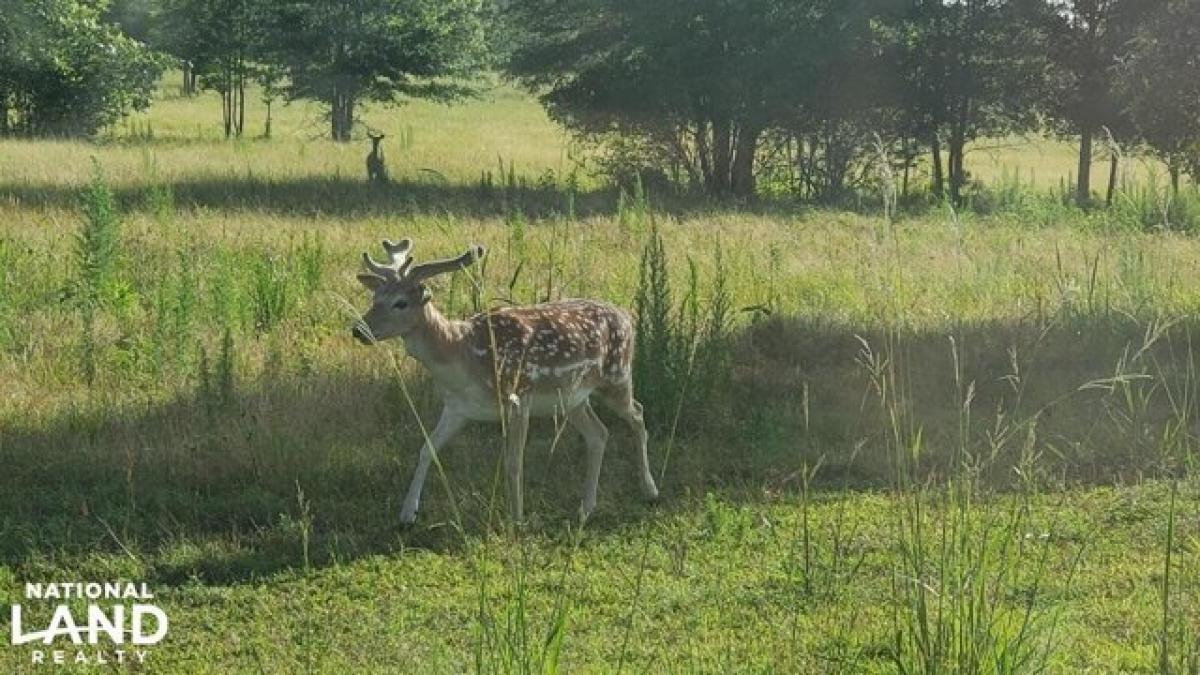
[0,78,1197,673]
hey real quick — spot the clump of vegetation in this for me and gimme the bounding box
[72,164,124,384]
[249,252,292,332]
[633,222,734,433]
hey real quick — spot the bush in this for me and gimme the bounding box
[0,0,164,137]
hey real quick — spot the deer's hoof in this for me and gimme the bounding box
[399,505,419,526]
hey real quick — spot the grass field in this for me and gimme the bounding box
[1,79,1199,673]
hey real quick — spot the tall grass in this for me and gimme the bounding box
[249,252,292,332]
[0,237,13,350]
[848,326,1076,674]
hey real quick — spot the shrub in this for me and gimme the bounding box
[633,223,734,433]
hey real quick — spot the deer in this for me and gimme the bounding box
[366,133,388,184]
[351,238,659,524]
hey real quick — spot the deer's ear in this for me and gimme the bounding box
[357,273,386,291]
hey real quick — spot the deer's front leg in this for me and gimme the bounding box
[400,407,466,524]
[504,401,531,523]
[566,400,608,519]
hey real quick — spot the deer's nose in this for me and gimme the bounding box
[351,324,371,344]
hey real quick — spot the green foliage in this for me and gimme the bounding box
[1118,0,1200,187]
[0,0,164,136]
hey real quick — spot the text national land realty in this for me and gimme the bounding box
[10,582,168,667]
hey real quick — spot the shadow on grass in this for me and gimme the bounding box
[1,313,1195,584]
[0,173,827,221]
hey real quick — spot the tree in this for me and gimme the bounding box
[895,0,1051,205]
[779,2,900,204]
[103,0,158,43]
[0,0,164,137]
[1045,0,1155,207]
[264,0,488,142]
[508,0,832,198]
[158,0,264,137]
[1119,0,1200,193]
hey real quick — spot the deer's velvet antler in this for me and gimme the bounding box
[361,238,413,280]
[407,244,485,283]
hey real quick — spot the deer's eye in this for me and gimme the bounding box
[393,298,409,310]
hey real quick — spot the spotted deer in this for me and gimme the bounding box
[352,238,659,523]
[366,133,387,184]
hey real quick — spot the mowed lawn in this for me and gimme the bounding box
[1,81,1198,673]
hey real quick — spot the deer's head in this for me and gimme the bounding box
[352,238,485,343]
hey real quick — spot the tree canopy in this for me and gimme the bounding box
[263,0,489,141]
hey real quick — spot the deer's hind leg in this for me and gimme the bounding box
[596,381,659,501]
[504,400,531,523]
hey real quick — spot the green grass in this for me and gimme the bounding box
[1,78,1198,673]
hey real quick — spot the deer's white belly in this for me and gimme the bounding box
[442,384,595,421]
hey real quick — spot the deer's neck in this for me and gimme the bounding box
[400,303,468,370]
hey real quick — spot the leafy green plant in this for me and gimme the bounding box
[74,163,124,385]
[633,224,735,433]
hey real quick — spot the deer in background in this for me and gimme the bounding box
[366,133,388,184]
[352,238,659,524]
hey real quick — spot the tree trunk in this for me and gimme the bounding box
[236,72,245,137]
[695,119,711,191]
[222,83,232,139]
[710,116,732,195]
[1105,152,1118,207]
[0,90,7,136]
[948,123,965,207]
[1169,161,1180,196]
[264,100,273,139]
[330,91,355,142]
[931,136,944,199]
[1076,125,1093,208]
[730,125,760,198]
